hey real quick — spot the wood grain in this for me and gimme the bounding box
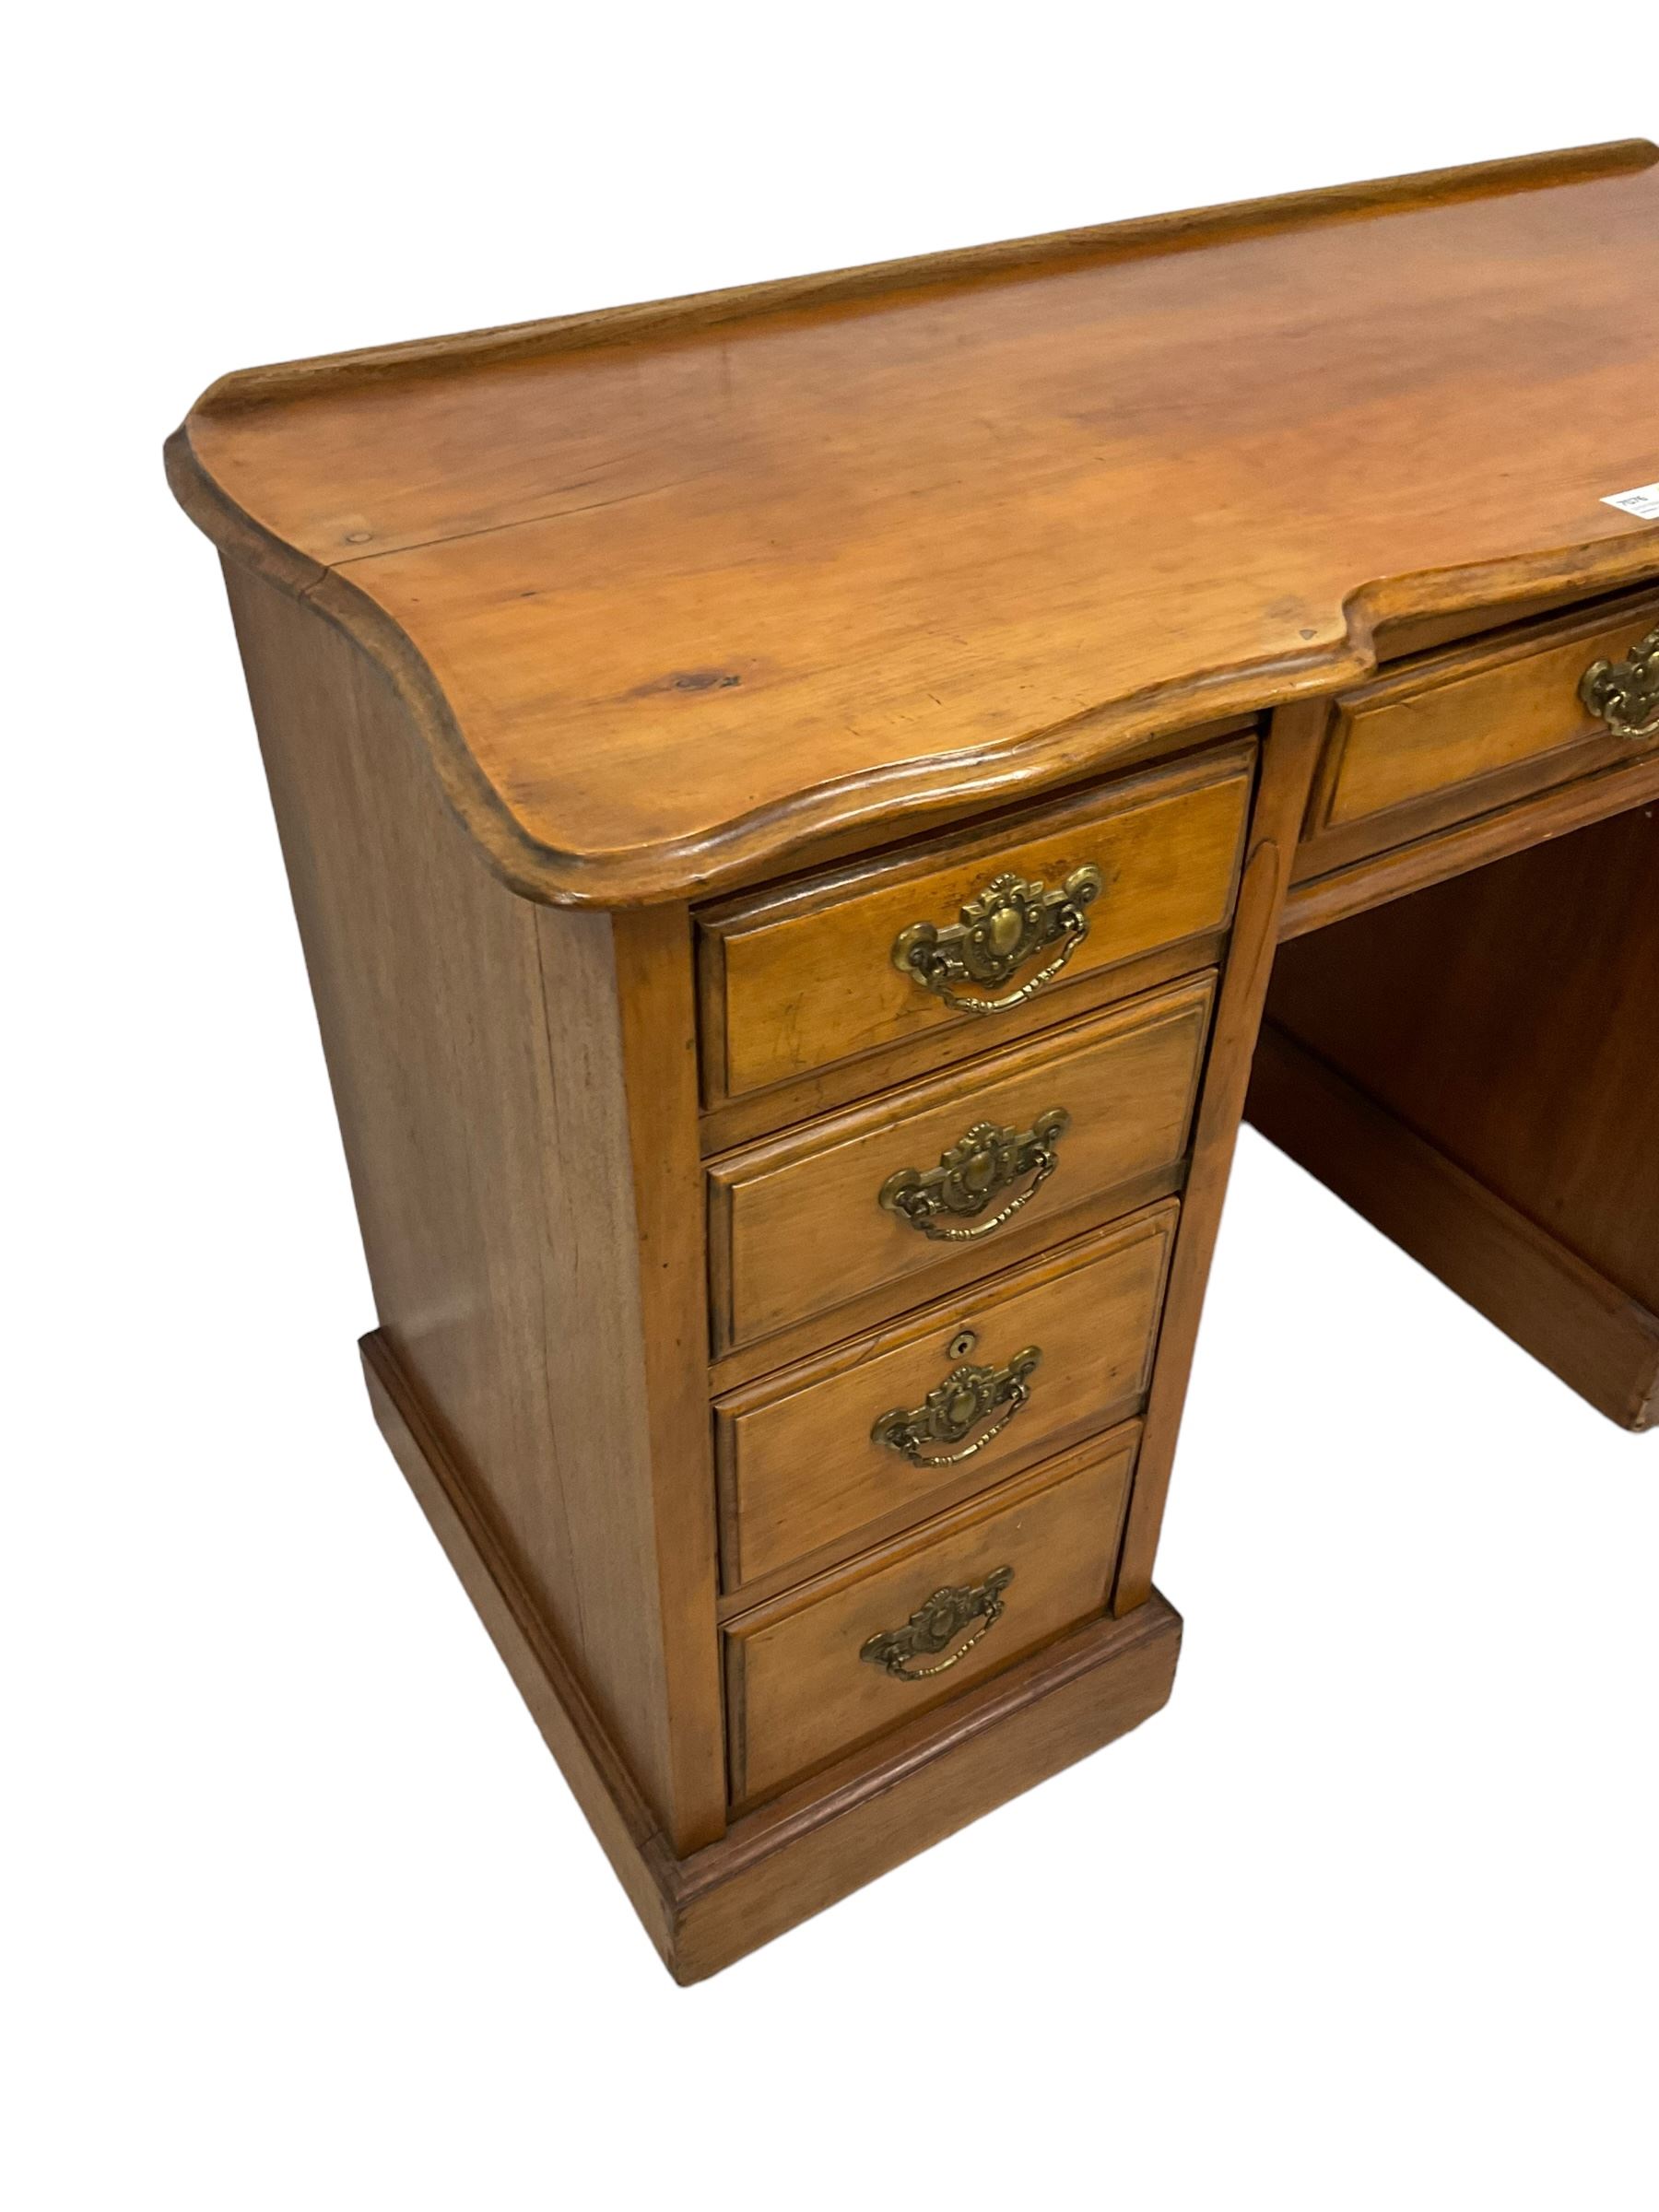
[698,924,1231,1157]
[183,141,1659,406]
[226,567,725,1852]
[1298,588,1659,866]
[1369,580,1635,665]
[716,1203,1177,1588]
[1113,698,1332,1610]
[700,741,1252,1100]
[168,146,1659,1980]
[602,904,729,1844]
[1264,802,1659,1339]
[1249,1026,1659,1430]
[708,1157,1189,1396]
[366,1324,1182,1983]
[709,974,1213,1352]
[674,1590,1180,1982]
[725,1430,1138,1805]
[168,144,1659,905]
[1280,745,1659,940]
[361,1334,674,1954]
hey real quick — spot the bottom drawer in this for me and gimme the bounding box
[724,1429,1138,1806]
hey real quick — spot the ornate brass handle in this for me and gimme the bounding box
[1580,627,1659,741]
[893,865,1105,1015]
[879,1108,1069,1241]
[871,1346,1041,1466]
[860,1567,1015,1681]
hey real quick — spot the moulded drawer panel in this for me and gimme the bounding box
[725,1431,1139,1806]
[716,1204,1177,1589]
[1304,592,1659,855]
[707,975,1213,1354]
[699,742,1253,1103]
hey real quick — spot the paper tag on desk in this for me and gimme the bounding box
[1604,481,1659,521]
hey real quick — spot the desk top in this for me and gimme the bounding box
[168,143,1659,906]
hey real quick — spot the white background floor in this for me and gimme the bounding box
[9,11,1655,2205]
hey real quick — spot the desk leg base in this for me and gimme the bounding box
[362,1328,1182,1983]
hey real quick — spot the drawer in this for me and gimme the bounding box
[716,1203,1177,1589]
[725,1430,1138,1806]
[699,739,1253,1104]
[708,974,1213,1353]
[1300,591,1659,870]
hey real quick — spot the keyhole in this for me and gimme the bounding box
[946,1327,978,1360]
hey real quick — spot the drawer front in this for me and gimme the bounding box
[717,1204,1177,1589]
[726,1432,1137,1806]
[1306,592,1659,853]
[709,974,1213,1353]
[700,740,1253,1103]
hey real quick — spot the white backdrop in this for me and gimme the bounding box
[8,7,1655,2206]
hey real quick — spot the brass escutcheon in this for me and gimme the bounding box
[871,1345,1041,1466]
[879,1107,1069,1241]
[1580,626,1659,742]
[892,865,1105,1015]
[860,1567,1016,1681]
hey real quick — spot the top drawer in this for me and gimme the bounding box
[698,740,1254,1104]
[1300,591,1659,869]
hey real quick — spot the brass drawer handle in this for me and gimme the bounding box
[893,865,1105,1015]
[879,1107,1069,1241]
[860,1566,1015,1681]
[871,1346,1041,1466]
[1580,627,1659,741]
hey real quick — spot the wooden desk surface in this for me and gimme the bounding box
[168,142,1659,904]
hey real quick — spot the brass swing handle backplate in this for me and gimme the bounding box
[879,1107,1069,1243]
[870,1346,1041,1467]
[1580,626,1659,741]
[892,864,1105,1015]
[860,1566,1016,1681]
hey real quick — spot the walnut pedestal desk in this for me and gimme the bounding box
[167,143,1659,1982]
